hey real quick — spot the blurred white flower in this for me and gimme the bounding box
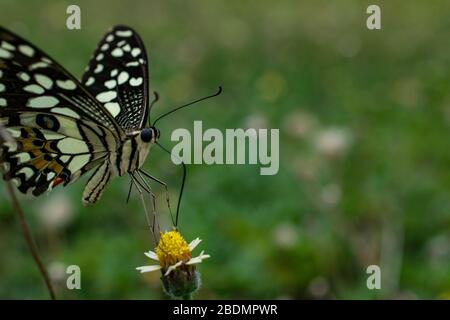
[243,113,269,140]
[308,276,330,299]
[273,223,299,249]
[244,113,268,130]
[38,193,74,231]
[283,111,317,139]
[320,183,342,208]
[293,156,321,182]
[315,127,352,159]
[48,261,66,284]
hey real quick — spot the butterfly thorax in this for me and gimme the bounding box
[110,127,159,177]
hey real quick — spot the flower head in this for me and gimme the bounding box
[155,230,192,269]
[136,230,210,299]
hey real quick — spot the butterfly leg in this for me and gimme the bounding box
[126,179,134,204]
[130,172,160,239]
[136,170,162,234]
[138,169,175,226]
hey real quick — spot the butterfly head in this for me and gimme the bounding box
[140,127,160,144]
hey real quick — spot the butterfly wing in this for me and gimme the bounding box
[0,112,114,195]
[0,26,123,196]
[81,25,149,132]
[0,26,125,138]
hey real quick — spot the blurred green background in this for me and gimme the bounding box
[1,0,450,299]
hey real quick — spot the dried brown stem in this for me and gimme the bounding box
[6,183,56,300]
[1,125,56,300]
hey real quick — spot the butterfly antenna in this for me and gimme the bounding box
[148,91,160,126]
[155,142,187,228]
[152,86,222,127]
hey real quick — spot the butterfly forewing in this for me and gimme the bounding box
[0,26,124,196]
[0,27,124,137]
[81,25,150,132]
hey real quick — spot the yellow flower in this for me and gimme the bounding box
[136,230,210,277]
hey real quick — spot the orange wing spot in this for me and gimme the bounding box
[28,150,41,158]
[52,177,64,187]
[48,161,63,174]
[29,156,48,170]
[19,139,43,152]
[21,140,35,151]
[44,141,58,153]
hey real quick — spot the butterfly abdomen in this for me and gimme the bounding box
[82,132,153,205]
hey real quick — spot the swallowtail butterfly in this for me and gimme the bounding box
[0,25,163,205]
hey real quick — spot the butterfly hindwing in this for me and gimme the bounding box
[0,110,112,195]
[0,26,126,196]
[81,25,149,132]
[82,160,112,205]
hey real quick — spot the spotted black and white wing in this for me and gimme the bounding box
[0,114,115,196]
[0,26,123,197]
[81,25,149,133]
[0,26,124,136]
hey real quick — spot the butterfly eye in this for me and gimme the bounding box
[140,128,153,143]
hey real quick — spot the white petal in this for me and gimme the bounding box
[185,257,203,265]
[136,265,162,273]
[186,251,211,265]
[164,261,184,276]
[144,250,159,261]
[188,238,202,251]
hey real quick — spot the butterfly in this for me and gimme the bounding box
[0,25,164,205]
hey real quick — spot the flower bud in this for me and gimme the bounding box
[161,267,201,299]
